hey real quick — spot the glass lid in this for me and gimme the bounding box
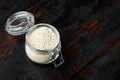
[5,11,35,35]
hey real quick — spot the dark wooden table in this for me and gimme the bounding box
[0,0,120,80]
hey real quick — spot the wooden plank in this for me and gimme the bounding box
[0,0,120,80]
[0,27,20,61]
[79,40,120,80]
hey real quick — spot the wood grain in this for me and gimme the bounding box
[0,0,120,80]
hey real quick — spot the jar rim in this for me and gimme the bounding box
[26,23,60,53]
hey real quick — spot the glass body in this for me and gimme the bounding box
[25,23,64,67]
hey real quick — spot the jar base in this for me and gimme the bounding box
[26,52,59,64]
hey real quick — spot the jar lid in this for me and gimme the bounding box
[5,11,35,35]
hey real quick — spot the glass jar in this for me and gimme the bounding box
[25,23,64,67]
[5,11,64,67]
